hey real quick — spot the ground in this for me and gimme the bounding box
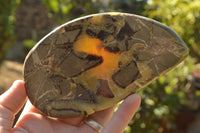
[0,60,23,94]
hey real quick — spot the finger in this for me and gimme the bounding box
[89,105,116,126]
[58,105,116,127]
[25,100,41,114]
[57,104,116,127]
[14,112,57,133]
[79,105,116,132]
[16,100,40,124]
[18,100,84,126]
[0,105,14,133]
[58,117,84,126]
[0,80,27,133]
[102,94,141,133]
[0,80,27,114]
[14,112,81,133]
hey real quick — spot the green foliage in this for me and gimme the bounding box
[0,0,197,132]
[23,39,36,51]
[126,0,199,132]
[0,0,20,63]
[43,0,73,14]
[104,0,147,15]
[145,0,200,59]
[42,0,148,25]
[42,0,98,24]
[39,1,196,132]
[128,56,195,133]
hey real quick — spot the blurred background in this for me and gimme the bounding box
[0,0,200,132]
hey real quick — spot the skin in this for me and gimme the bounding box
[0,80,141,133]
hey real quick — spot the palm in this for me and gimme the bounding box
[15,102,115,133]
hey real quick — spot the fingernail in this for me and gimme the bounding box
[133,93,141,99]
[129,93,141,101]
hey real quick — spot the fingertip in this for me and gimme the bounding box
[89,105,116,126]
[0,80,27,114]
[12,80,25,86]
[102,94,141,133]
[129,93,141,101]
[11,80,25,92]
[133,93,141,100]
[125,93,141,107]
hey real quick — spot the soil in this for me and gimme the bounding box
[0,60,23,95]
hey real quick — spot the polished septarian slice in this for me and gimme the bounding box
[23,12,188,118]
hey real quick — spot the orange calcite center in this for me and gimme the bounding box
[73,34,119,79]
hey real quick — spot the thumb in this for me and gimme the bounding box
[0,80,27,133]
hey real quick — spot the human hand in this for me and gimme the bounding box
[0,80,141,133]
